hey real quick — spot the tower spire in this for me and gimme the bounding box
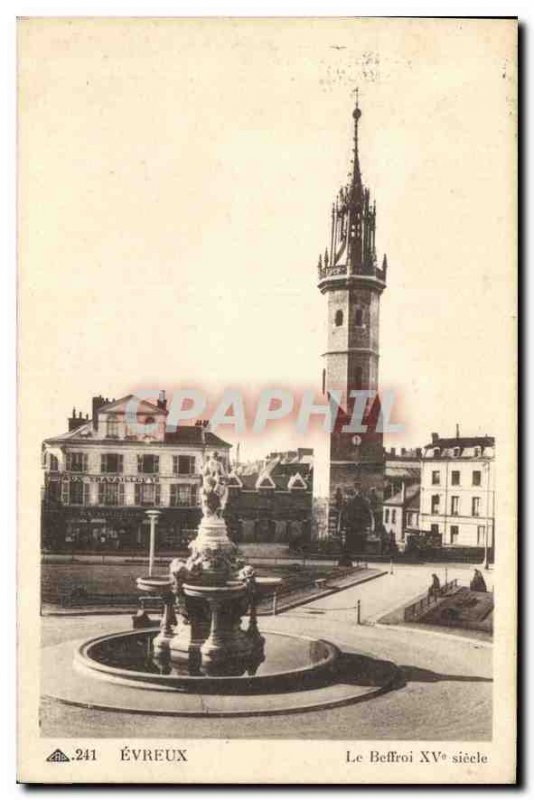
[317,92,386,280]
[351,88,363,197]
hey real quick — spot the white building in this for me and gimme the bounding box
[383,483,420,548]
[419,432,495,550]
[41,392,230,551]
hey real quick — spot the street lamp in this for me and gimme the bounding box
[145,509,161,577]
[482,460,493,571]
[484,524,491,571]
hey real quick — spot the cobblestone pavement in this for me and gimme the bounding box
[40,564,492,740]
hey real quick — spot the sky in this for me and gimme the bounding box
[18,18,516,494]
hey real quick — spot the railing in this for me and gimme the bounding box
[403,578,459,622]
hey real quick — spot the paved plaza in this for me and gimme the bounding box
[41,563,493,740]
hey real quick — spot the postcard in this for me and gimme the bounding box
[17,16,517,784]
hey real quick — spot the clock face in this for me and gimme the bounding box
[352,434,362,447]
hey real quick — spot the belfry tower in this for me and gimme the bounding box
[317,96,388,549]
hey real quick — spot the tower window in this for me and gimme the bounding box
[355,307,363,326]
[354,367,363,390]
[334,309,344,327]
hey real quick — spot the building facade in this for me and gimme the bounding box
[226,449,313,547]
[384,447,421,498]
[383,483,420,548]
[41,393,231,551]
[317,98,388,551]
[419,433,495,550]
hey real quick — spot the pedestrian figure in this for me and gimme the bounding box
[470,568,487,592]
[428,573,441,600]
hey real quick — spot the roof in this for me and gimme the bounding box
[385,463,421,480]
[425,436,495,449]
[384,485,420,507]
[164,427,231,448]
[97,394,166,416]
[231,466,310,492]
[45,423,231,449]
[405,488,421,510]
[44,421,94,444]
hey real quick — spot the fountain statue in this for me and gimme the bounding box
[136,451,268,674]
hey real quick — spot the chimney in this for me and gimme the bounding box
[68,406,87,432]
[455,423,460,439]
[157,389,167,411]
[92,395,106,424]
[195,419,208,444]
[416,447,422,458]
[431,432,439,444]
[401,447,406,456]
[391,447,396,456]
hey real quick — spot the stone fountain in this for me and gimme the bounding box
[137,451,267,675]
[72,451,344,695]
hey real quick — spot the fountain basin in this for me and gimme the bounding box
[254,577,283,594]
[74,629,339,694]
[136,576,173,593]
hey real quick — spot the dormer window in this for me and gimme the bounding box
[433,448,440,458]
[474,446,481,457]
[106,418,119,438]
[334,309,344,327]
[453,447,461,458]
[256,473,276,490]
[288,472,307,490]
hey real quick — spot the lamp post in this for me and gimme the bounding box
[145,509,161,577]
[483,460,493,571]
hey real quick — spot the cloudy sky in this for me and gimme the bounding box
[19,18,516,492]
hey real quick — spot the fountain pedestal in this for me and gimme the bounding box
[136,576,176,652]
[134,451,270,674]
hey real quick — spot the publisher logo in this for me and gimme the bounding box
[46,749,70,763]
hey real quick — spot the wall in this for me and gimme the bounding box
[419,457,495,546]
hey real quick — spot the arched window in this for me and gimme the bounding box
[49,454,59,472]
[355,307,363,327]
[334,309,344,327]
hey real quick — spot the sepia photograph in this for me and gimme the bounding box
[17,15,517,784]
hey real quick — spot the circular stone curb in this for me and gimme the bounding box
[74,629,340,694]
[42,638,400,718]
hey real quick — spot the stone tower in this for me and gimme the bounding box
[317,96,388,550]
